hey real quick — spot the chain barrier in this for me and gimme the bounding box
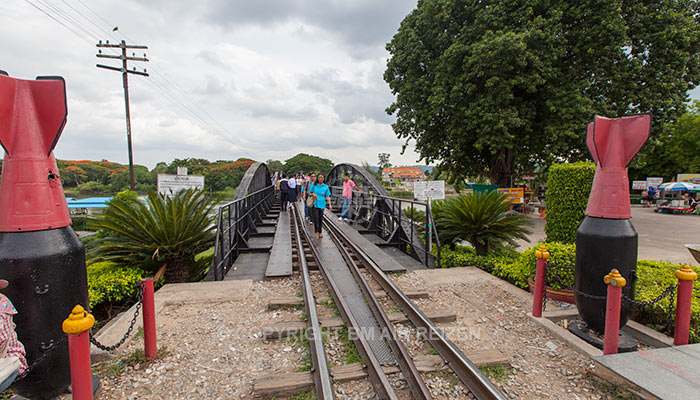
[89,282,144,352]
[15,282,145,382]
[545,262,677,306]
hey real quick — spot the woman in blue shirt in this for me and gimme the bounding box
[309,173,332,237]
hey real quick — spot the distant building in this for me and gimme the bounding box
[382,167,424,184]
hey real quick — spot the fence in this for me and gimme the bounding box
[207,185,276,281]
[531,245,698,354]
[329,187,441,268]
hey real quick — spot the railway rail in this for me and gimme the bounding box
[288,204,506,400]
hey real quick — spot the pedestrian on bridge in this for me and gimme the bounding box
[302,173,316,221]
[279,174,289,210]
[309,173,332,237]
[286,173,297,209]
[339,173,362,222]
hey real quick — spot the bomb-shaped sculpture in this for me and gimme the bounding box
[0,72,88,399]
[575,114,650,332]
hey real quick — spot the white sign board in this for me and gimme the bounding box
[414,180,445,201]
[646,177,663,189]
[632,180,647,190]
[157,174,205,195]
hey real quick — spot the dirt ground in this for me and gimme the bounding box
[86,267,629,400]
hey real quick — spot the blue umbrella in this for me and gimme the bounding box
[659,182,695,191]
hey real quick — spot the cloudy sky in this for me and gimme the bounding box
[0,0,422,169]
[3,1,700,170]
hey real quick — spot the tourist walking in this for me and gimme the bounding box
[339,173,361,221]
[296,174,303,199]
[302,173,316,221]
[279,174,289,210]
[286,173,297,209]
[309,173,332,237]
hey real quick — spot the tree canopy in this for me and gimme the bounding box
[630,100,700,180]
[384,0,700,186]
[282,153,334,176]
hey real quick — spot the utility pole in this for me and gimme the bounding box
[96,40,149,191]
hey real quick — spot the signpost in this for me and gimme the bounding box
[157,174,205,196]
[413,180,445,201]
[413,180,445,254]
[632,180,647,190]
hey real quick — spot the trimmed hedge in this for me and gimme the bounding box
[544,162,595,243]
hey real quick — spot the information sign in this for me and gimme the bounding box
[414,180,445,200]
[497,188,525,205]
[157,174,205,195]
[646,177,663,189]
[632,181,647,190]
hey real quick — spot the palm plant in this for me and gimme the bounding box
[89,189,217,283]
[435,191,532,255]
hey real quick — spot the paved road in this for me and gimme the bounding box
[516,206,700,265]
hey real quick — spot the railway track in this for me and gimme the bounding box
[287,204,506,400]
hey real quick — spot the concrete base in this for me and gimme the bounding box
[90,280,253,362]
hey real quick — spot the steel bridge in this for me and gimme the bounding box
[207,162,440,282]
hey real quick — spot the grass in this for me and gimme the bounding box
[428,345,439,355]
[585,372,637,400]
[337,326,363,365]
[479,365,513,382]
[133,327,144,340]
[390,304,403,313]
[92,346,169,378]
[289,390,316,399]
[296,290,304,298]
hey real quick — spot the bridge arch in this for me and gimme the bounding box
[327,163,438,268]
[234,162,272,199]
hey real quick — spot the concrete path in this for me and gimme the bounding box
[516,206,700,265]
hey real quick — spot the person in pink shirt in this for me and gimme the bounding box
[339,174,362,221]
[0,279,27,391]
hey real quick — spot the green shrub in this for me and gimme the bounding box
[544,162,595,243]
[88,262,145,316]
[633,260,700,342]
[517,242,577,290]
[77,181,108,194]
[435,191,532,255]
[390,190,414,199]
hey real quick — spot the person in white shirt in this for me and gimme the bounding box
[286,174,297,208]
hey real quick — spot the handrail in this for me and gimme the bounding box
[329,186,441,268]
[207,184,275,281]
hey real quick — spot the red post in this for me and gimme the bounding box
[63,305,95,400]
[532,245,549,317]
[141,278,157,360]
[674,265,698,346]
[603,269,626,355]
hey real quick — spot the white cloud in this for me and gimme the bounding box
[1,1,428,169]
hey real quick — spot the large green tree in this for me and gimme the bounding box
[385,0,700,186]
[630,100,700,180]
[283,153,334,175]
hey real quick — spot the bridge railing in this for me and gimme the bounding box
[330,188,441,268]
[207,185,275,281]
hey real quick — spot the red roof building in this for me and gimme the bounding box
[382,167,423,183]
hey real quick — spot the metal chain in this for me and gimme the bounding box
[623,283,677,307]
[89,283,144,352]
[546,262,677,305]
[546,266,608,300]
[17,336,69,379]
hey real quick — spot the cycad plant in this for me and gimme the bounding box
[435,191,532,255]
[89,189,217,283]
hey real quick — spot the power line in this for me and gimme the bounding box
[23,0,236,147]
